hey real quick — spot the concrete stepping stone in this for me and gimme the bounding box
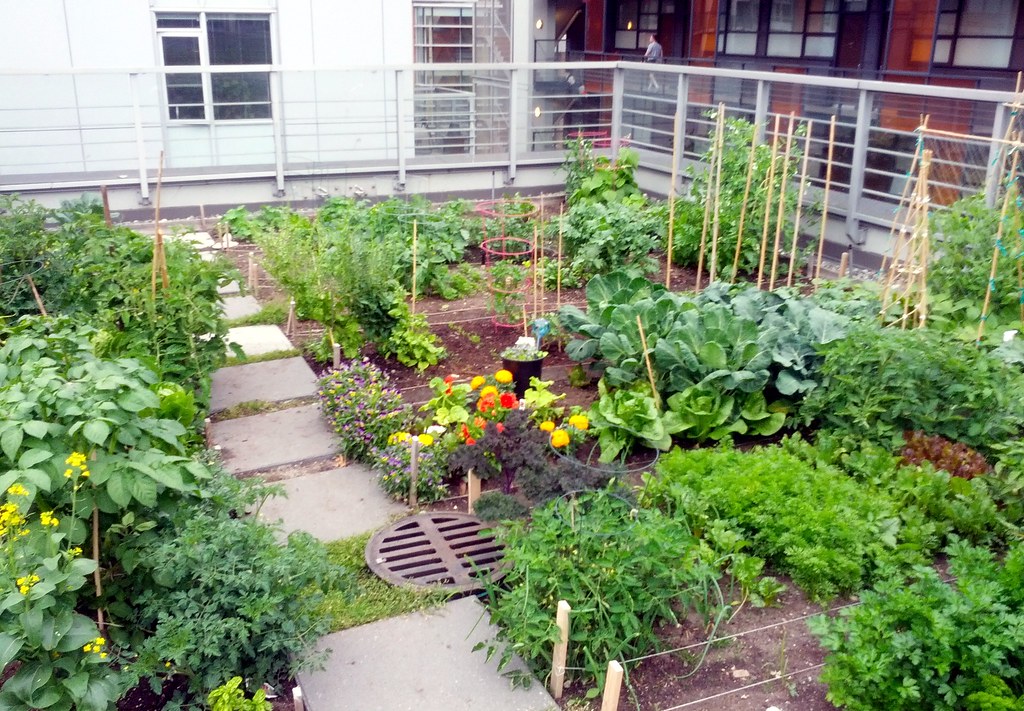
[218,280,240,295]
[222,295,261,321]
[227,325,293,357]
[210,357,319,413]
[298,597,557,711]
[168,231,215,249]
[209,404,336,475]
[257,466,406,541]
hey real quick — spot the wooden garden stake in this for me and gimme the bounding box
[665,112,680,289]
[757,114,783,289]
[788,122,813,286]
[199,203,208,232]
[286,298,297,337]
[409,437,420,509]
[599,660,624,711]
[411,220,418,315]
[838,251,850,278]
[247,252,258,295]
[695,112,722,292]
[731,135,759,282]
[100,185,112,227]
[769,114,797,290]
[977,145,1020,344]
[332,342,342,369]
[814,116,837,286]
[26,275,47,316]
[636,315,660,410]
[708,104,727,284]
[533,225,540,318]
[881,115,927,291]
[556,206,564,309]
[467,468,481,513]
[292,687,305,711]
[550,600,572,699]
[151,150,169,298]
[92,501,107,637]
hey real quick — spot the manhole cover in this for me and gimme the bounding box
[365,512,506,592]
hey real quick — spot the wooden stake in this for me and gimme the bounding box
[814,116,837,285]
[286,298,297,337]
[636,315,660,410]
[522,304,529,337]
[25,275,47,316]
[556,206,564,309]
[769,114,797,290]
[550,600,572,699]
[731,137,759,282]
[199,203,208,232]
[292,687,305,711]
[708,104,727,284]
[978,146,1019,344]
[757,115,783,289]
[411,219,418,315]
[247,252,258,295]
[409,437,420,509]
[695,113,721,292]
[881,115,928,291]
[665,112,680,289]
[92,505,106,638]
[788,122,814,286]
[532,225,540,318]
[100,185,112,227]
[838,251,850,278]
[151,150,167,299]
[332,342,342,369]
[599,660,624,711]
[467,468,481,513]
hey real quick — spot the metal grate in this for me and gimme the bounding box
[365,512,506,592]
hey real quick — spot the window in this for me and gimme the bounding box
[156,13,272,121]
[717,0,839,58]
[934,0,1019,68]
[615,0,668,50]
[413,4,475,155]
[719,0,760,54]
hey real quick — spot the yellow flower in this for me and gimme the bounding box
[568,414,590,431]
[388,432,411,445]
[40,511,59,527]
[165,661,172,668]
[68,547,82,558]
[539,421,555,432]
[480,385,498,399]
[417,433,434,447]
[470,375,486,391]
[550,429,570,448]
[99,652,108,659]
[494,369,513,384]
[6,484,28,497]
[80,469,90,478]
[64,469,73,478]
[83,644,93,653]
[65,452,87,468]
[16,574,40,595]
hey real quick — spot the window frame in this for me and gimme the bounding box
[933,0,1020,69]
[155,11,274,124]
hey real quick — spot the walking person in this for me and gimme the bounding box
[644,33,664,91]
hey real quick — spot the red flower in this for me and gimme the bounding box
[444,375,456,385]
[445,385,453,395]
[474,417,486,429]
[496,423,505,433]
[499,392,517,409]
[465,437,477,446]
[478,393,496,413]
[460,423,470,440]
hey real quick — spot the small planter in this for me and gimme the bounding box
[501,355,546,397]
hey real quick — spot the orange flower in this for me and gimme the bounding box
[495,369,513,384]
[539,420,555,432]
[444,375,456,385]
[496,423,505,433]
[499,392,517,409]
[478,393,496,413]
[550,429,570,448]
[568,414,590,431]
[474,417,486,429]
[470,376,486,390]
[466,437,477,446]
[480,385,499,399]
[460,423,470,440]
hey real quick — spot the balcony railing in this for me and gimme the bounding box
[0,61,1015,241]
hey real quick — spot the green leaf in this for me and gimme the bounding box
[61,672,89,701]
[131,475,158,507]
[82,420,111,446]
[105,471,131,508]
[0,633,24,669]
[18,449,52,469]
[21,421,50,439]
[1,427,24,462]
[55,614,100,653]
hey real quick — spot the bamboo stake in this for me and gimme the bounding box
[199,203,208,232]
[636,315,660,410]
[25,275,47,316]
[916,151,932,328]
[695,113,721,291]
[769,113,797,290]
[978,147,1020,345]
[708,104,727,284]
[787,122,813,286]
[731,136,759,282]
[409,220,417,315]
[532,225,540,318]
[880,116,927,290]
[151,150,166,299]
[556,206,564,309]
[814,116,837,286]
[100,185,112,227]
[409,437,420,509]
[599,660,624,711]
[467,468,481,513]
[838,252,850,278]
[286,298,297,337]
[757,114,783,289]
[665,112,680,289]
[332,342,342,369]
[550,600,572,699]
[247,253,258,295]
[92,505,106,637]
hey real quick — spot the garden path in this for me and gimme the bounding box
[189,232,556,711]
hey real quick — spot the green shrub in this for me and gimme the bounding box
[370,433,452,504]
[810,541,1024,711]
[472,491,529,522]
[559,196,663,283]
[317,359,411,463]
[800,325,1024,451]
[208,677,271,711]
[643,443,920,600]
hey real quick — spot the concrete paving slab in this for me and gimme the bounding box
[222,295,262,321]
[210,404,337,475]
[299,597,557,711]
[210,357,319,413]
[218,279,241,295]
[257,466,406,540]
[227,325,293,357]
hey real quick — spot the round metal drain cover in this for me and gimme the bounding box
[365,512,506,592]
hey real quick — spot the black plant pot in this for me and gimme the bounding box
[501,356,545,398]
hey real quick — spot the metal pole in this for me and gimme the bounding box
[846,89,873,245]
[610,66,625,157]
[674,74,688,157]
[507,67,519,183]
[985,104,1010,208]
[130,73,151,205]
[270,69,286,197]
[395,69,408,189]
[753,80,768,144]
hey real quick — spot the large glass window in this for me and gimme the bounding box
[934,0,1019,69]
[615,0,670,50]
[413,4,475,155]
[717,0,839,58]
[156,13,272,121]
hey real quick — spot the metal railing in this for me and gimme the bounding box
[0,61,1015,240]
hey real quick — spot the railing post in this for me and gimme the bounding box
[130,73,151,205]
[507,67,519,183]
[985,103,1010,208]
[395,69,408,189]
[753,80,768,144]
[674,73,688,155]
[846,88,873,245]
[270,69,286,197]
[611,66,625,157]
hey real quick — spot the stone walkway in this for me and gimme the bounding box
[197,235,556,711]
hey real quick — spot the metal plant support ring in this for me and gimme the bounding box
[476,198,539,329]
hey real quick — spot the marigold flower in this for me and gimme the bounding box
[568,414,590,431]
[499,392,517,409]
[417,433,434,447]
[539,420,556,432]
[550,429,570,448]
[388,432,411,445]
[477,393,496,413]
[480,385,498,399]
[494,369,513,384]
[470,376,486,390]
